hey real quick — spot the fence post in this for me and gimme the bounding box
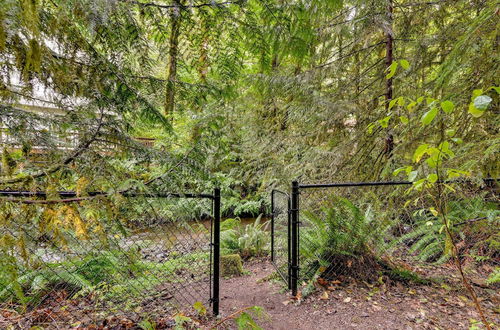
[213,187,221,316]
[287,197,292,290]
[290,181,299,296]
[270,190,275,262]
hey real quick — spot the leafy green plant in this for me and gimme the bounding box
[486,267,500,285]
[0,265,93,305]
[220,215,269,259]
[212,306,265,330]
[389,86,498,329]
[173,313,194,330]
[193,301,207,317]
[138,319,156,330]
[300,197,392,280]
[234,306,265,330]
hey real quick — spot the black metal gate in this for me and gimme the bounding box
[270,189,291,288]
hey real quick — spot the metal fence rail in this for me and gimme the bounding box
[0,188,220,328]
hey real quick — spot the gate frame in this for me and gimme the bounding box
[270,189,291,288]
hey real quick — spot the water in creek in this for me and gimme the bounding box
[35,217,269,263]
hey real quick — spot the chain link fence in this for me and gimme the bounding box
[272,179,499,308]
[0,189,220,328]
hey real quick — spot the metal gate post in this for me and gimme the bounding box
[287,197,292,290]
[213,188,221,315]
[271,190,275,262]
[290,181,299,296]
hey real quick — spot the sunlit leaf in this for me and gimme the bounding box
[440,100,454,114]
[473,95,492,110]
[427,173,438,183]
[386,62,398,79]
[400,59,410,70]
[421,108,438,126]
[468,102,484,117]
[378,116,391,128]
[413,144,429,163]
[408,170,418,182]
[472,89,483,99]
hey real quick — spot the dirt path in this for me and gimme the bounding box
[220,259,499,329]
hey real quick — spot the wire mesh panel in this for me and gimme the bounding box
[296,180,499,298]
[298,183,410,283]
[271,190,290,285]
[0,191,218,328]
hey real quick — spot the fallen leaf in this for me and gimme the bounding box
[343,297,352,303]
[320,291,329,300]
[317,278,329,287]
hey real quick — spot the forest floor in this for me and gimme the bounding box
[219,259,499,329]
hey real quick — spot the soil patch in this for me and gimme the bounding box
[220,259,499,329]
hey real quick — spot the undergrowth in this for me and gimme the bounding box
[299,197,393,282]
[0,249,209,308]
[390,196,499,264]
[220,215,269,259]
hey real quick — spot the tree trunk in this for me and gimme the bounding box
[384,0,394,112]
[165,1,183,121]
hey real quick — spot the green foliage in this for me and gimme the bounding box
[0,248,210,306]
[138,319,156,330]
[0,264,93,305]
[1,0,499,324]
[486,267,500,285]
[173,314,194,330]
[234,306,265,330]
[220,215,269,259]
[384,266,430,285]
[390,197,499,264]
[300,197,392,279]
[193,301,207,316]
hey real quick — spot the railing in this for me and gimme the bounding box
[0,127,156,152]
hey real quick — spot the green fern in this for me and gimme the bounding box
[220,215,269,258]
[0,267,93,304]
[390,197,499,264]
[486,267,500,285]
[300,197,392,280]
